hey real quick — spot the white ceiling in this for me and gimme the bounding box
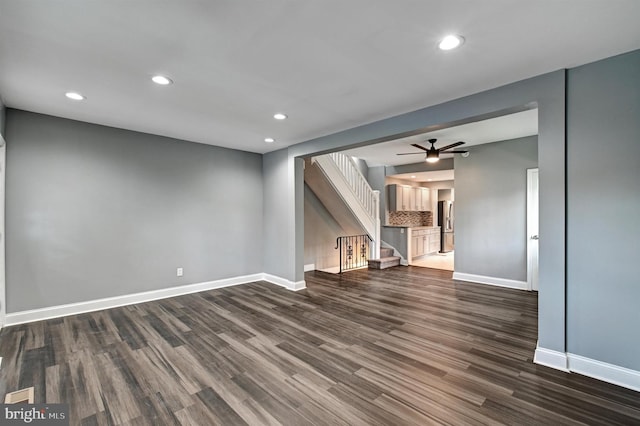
[391,169,455,183]
[344,108,538,167]
[0,1,639,154]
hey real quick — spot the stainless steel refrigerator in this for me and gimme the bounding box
[438,200,454,253]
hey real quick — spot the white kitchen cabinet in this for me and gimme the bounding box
[421,233,429,254]
[412,187,422,211]
[429,229,441,253]
[402,186,411,211]
[388,184,432,212]
[410,227,441,260]
[412,234,421,257]
[420,188,431,211]
[412,230,428,256]
[388,184,413,211]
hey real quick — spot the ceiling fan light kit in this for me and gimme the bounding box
[426,151,439,163]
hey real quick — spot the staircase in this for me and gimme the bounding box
[310,153,381,259]
[368,247,401,270]
[307,152,403,271]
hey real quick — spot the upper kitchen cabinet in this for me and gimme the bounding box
[412,187,422,211]
[387,184,431,212]
[388,184,409,211]
[420,187,431,211]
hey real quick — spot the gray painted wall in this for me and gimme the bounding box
[352,157,369,180]
[566,50,640,370]
[303,185,344,269]
[5,110,263,312]
[381,227,408,260]
[438,189,453,202]
[454,136,538,282]
[263,148,295,280]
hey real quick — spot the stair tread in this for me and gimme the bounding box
[368,256,401,270]
[370,256,400,261]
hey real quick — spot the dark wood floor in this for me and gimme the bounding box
[1,267,639,425]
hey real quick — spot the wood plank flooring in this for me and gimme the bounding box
[1,267,639,425]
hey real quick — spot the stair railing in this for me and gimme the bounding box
[335,234,372,273]
[328,152,377,218]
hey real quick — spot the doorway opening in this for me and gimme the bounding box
[303,107,539,279]
[410,189,455,271]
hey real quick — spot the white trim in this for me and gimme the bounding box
[304,263,315,272]
[5,272,305,326]
[262,273,306,291]
[0,138,5,329]
[534,345,569,371]
[526,168,539,291]
[568,353,640,392]
[452,272,528,290]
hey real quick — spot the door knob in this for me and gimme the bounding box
[530,235,539,240]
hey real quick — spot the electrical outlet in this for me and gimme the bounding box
[176,267,183,277]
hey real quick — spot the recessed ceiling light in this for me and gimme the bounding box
[65,92,85,101]
[273,113,287,120]
[264,137,275,143]
[438,34,464,50]
[152,75,173,85]
[411,175,416,178]
[427,179,433,181]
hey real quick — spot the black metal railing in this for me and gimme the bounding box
[335,234,372,273]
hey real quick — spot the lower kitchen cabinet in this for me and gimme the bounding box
[412,234,428,257]
[429,232,441,253]
[411,227,441,259]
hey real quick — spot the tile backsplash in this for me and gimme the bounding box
[388,211,433,227]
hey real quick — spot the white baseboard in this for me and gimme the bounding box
[262,273,306,292]
[5,272,306,326]
[568,353,640,392]
[304,263,315,272]
[534,345,640,392]
[534,345,569,371]
[453,272,528,290]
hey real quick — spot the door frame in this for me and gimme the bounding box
[0,136,5,328]
[527,168,539,291]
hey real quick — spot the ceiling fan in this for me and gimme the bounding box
[396,138,468,163]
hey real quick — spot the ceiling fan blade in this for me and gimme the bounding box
[437,141,465,152]
[410,143,429,152]
[441,150,468,154]
[396,152,425,155]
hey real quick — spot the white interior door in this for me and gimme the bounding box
[527,168,539,291]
